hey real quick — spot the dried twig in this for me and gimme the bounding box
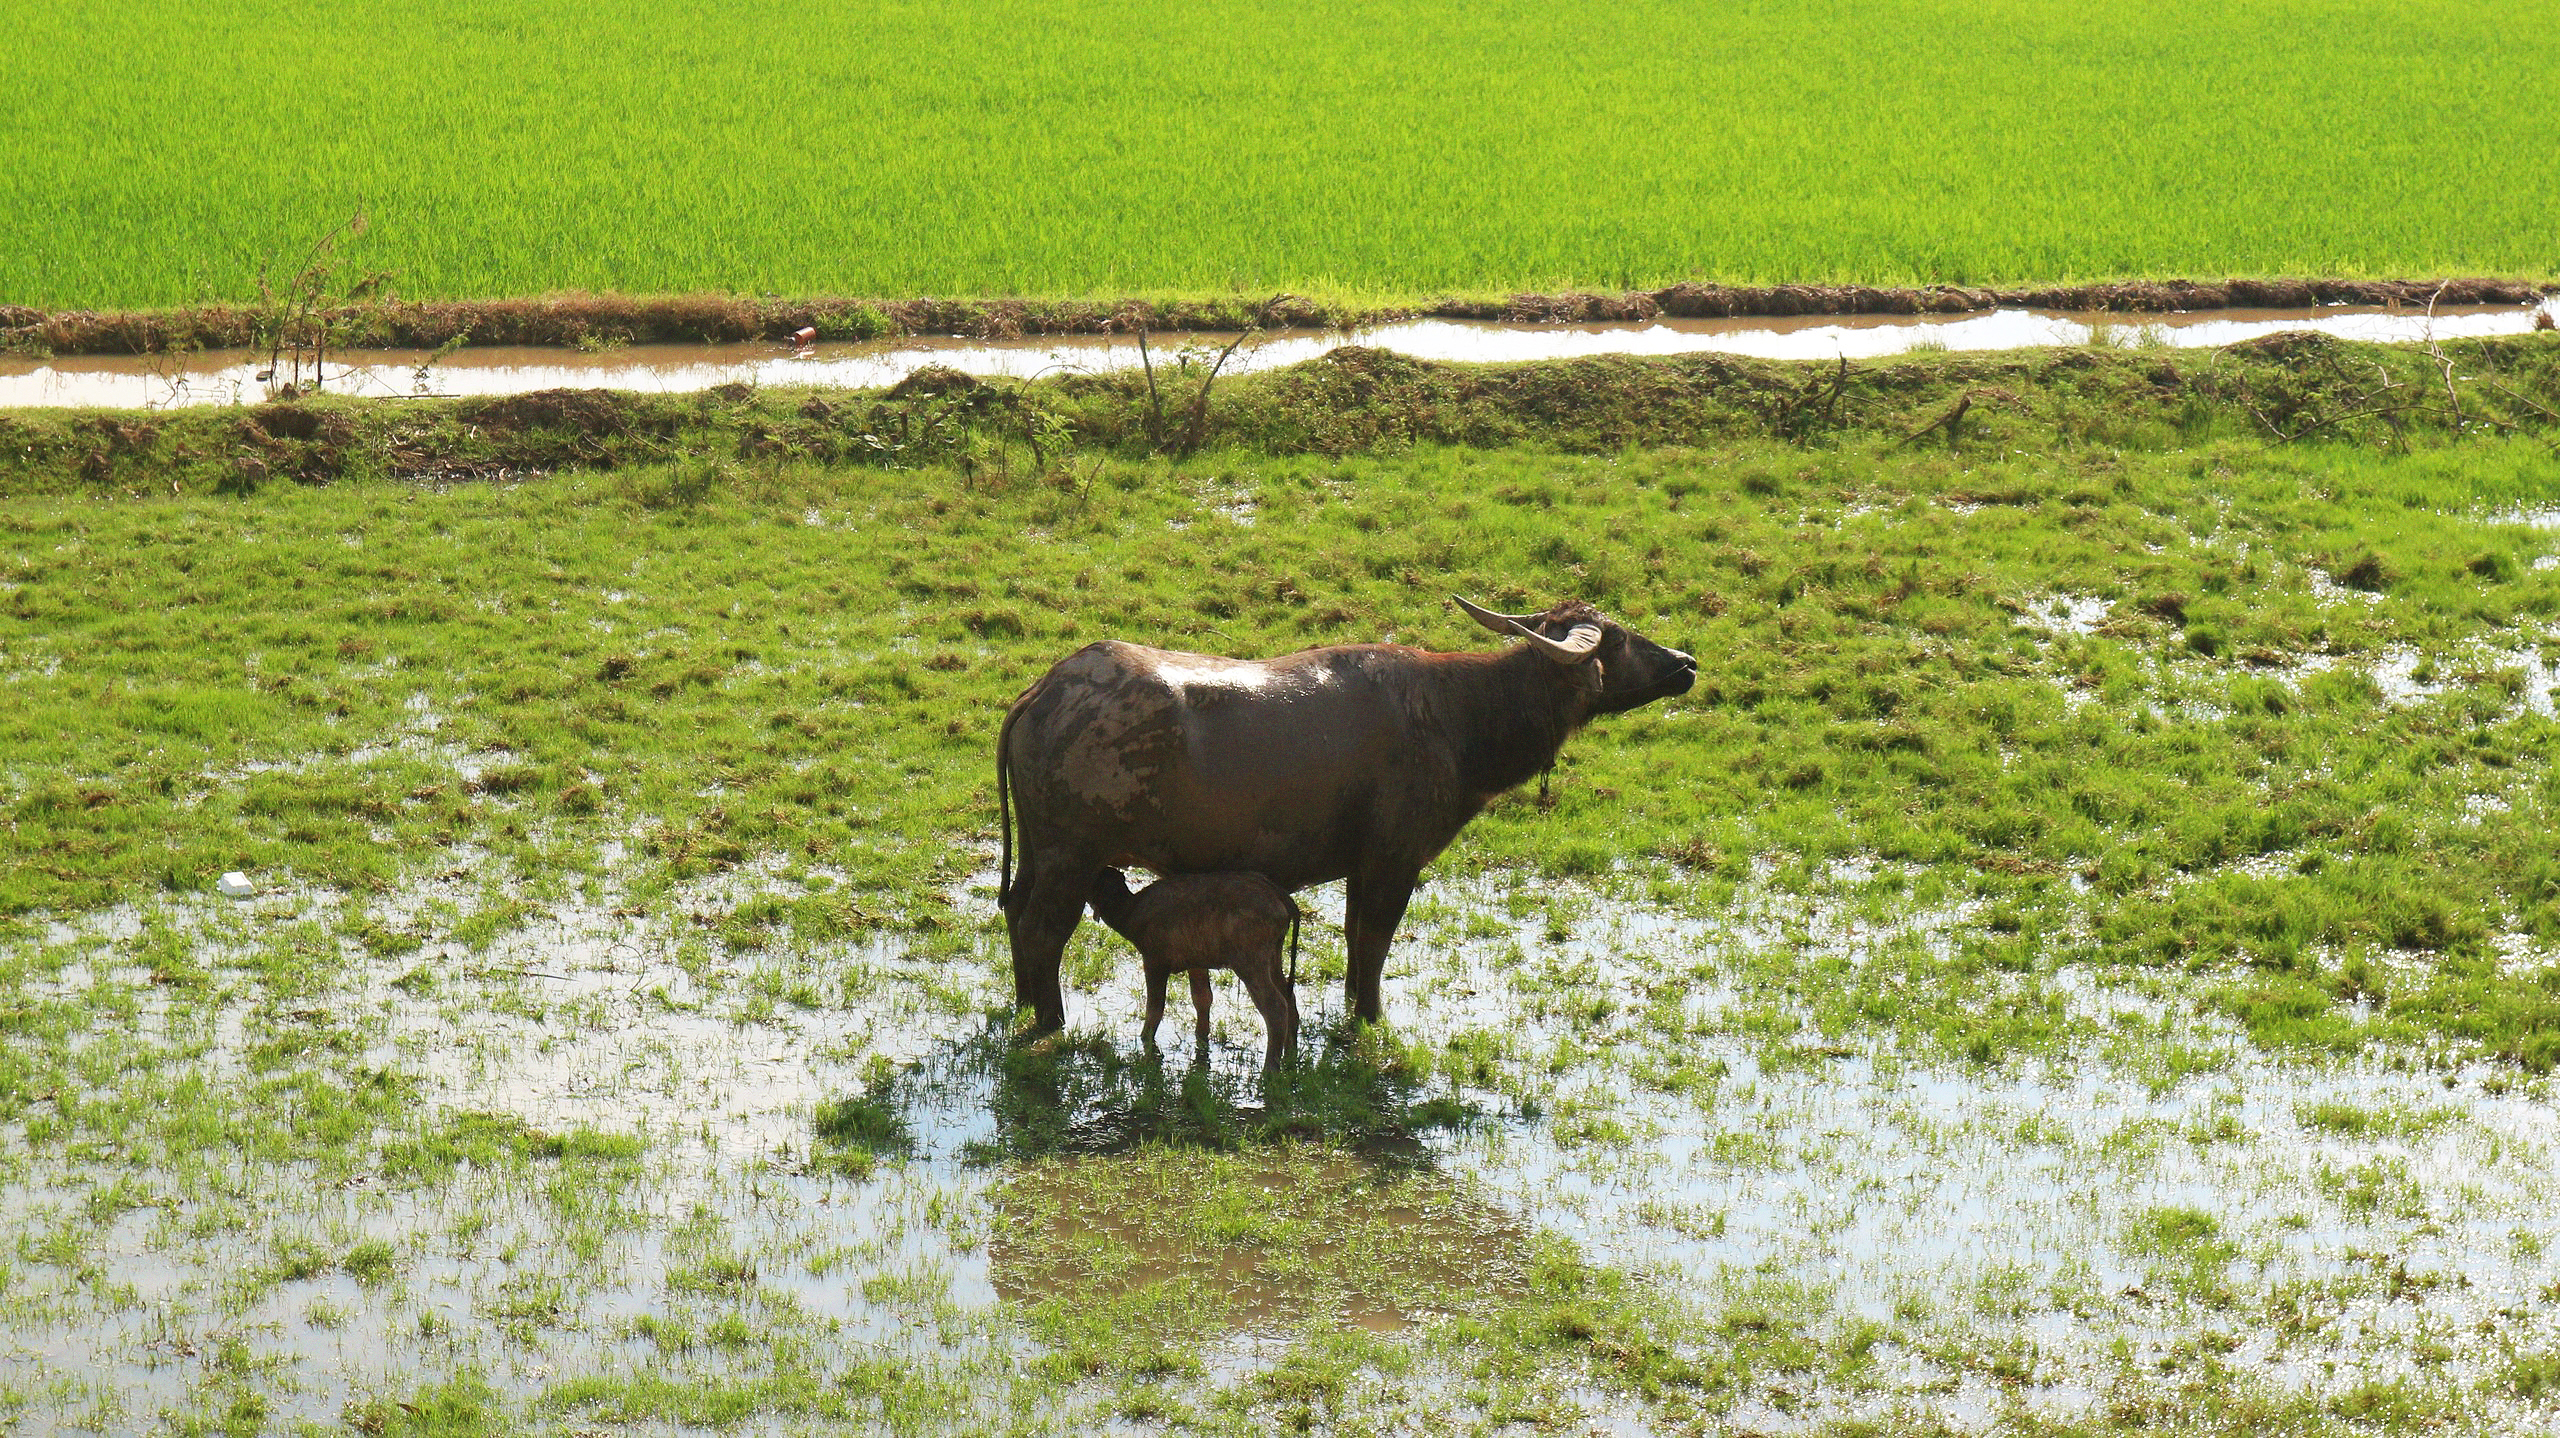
[1136,330,1166,447]
[2419,282,2466,426]
[1775,354,1851,443]
[1176,328,1255,456]
[1899,386,2015,448]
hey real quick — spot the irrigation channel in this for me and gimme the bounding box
[6,298,2556,409]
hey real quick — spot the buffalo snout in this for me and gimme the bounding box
[1600,629,1697,710]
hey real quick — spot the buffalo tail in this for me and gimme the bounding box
[996,705,1019,907]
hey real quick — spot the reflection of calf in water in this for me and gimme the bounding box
[1087,869,1300,1067]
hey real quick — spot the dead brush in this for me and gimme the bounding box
[1135,298,1280,455]
[250,211,393,399]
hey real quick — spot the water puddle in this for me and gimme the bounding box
[9,848,2560,1430]
[4,297,2554,409]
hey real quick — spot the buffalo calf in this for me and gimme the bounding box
[1087,869,1300,1067]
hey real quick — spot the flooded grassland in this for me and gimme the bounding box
[5,413,2560,1433]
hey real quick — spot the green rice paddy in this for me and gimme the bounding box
[5,0,2557,308]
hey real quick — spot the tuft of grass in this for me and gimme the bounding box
[812,1094,909,1156]
[2297,1099,2458,1140]
[341,1239,397,1285]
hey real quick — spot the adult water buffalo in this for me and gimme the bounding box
[996,598,1695,1033]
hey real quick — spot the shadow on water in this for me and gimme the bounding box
[818,1014,1476,1172]
[803,1018,1526,1346]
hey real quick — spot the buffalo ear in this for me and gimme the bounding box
[1452,595,1605,665]
[1528,623,1604,663]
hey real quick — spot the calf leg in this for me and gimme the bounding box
[1189,969,1214,1047]
[1002,855,1091,1034]
[1235,955,1300,1068]
[1142,963,1169,1051]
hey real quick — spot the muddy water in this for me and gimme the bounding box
[4,298,2554,410]
[11,806,2560,1428]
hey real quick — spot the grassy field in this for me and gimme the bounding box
[4,0,2557,308]
[5,341,2560,1430]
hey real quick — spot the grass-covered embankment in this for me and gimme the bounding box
[6,0,2559,306]
[7,335,2560,1432]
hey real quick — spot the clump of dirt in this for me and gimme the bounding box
[2007,276,2543,312]
[1658,283,2000,318]
[224,404,360,486]
[457,388,653,437]
[250,403,326,440]
[883,366,989,400]
[2225,330,2342,363]
[2338,552,2399,592]
[1435,291,1663,324]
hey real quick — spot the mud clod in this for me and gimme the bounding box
[458,389,644,437]
[883,366,989,400]
[251,404,324,440]
[2227,330,2341,363]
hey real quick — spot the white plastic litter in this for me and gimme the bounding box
[217,871,255,900]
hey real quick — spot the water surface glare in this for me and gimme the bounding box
[4,299,2554,409]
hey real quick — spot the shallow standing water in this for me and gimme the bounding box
[9,838,2560,1431]
[3,298,2554,409]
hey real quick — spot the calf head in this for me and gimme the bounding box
[1088,867,1139,931]
[1454,596,1697,715]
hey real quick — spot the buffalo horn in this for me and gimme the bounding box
[1451,595,1603,664]
[1452,594,1540,633]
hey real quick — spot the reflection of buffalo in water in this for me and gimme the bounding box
[855,1019,1463,1169]
[998,598,1695,1033]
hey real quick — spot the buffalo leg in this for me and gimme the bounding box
[1003,857,1089,1034]
[1343,874,1416,1024]
[1189,969,1214,1047]
[1002,857,1038,1014]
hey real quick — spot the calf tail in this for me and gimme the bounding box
[995,705,1020,907]
[1287,902,1301,988]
